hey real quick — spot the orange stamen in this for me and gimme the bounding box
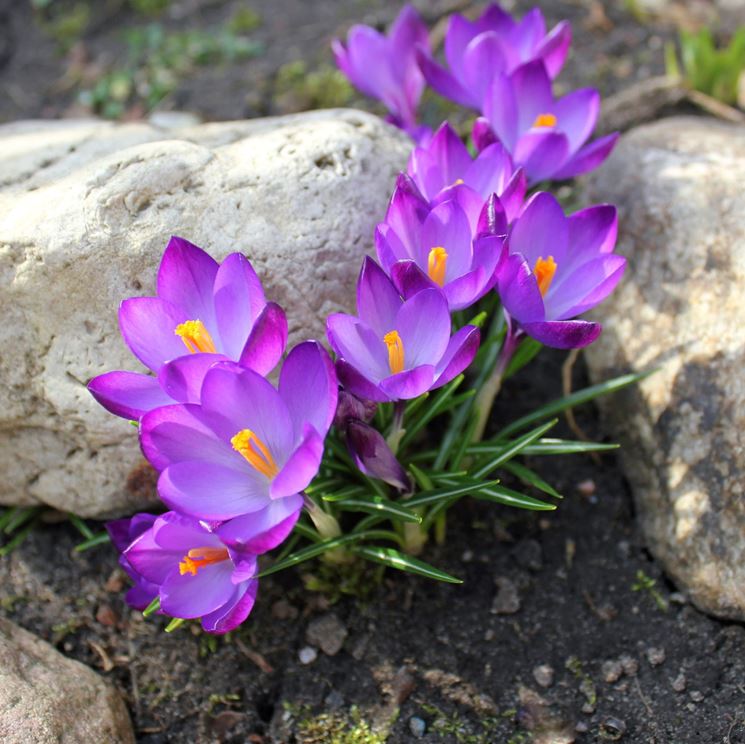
[383,330,405,375]
[231,429,279,479]
[174,320,217,354]
[532,113,557,128]
[534,255,557,296]
[427,246,448,287]
[178,546,229,576]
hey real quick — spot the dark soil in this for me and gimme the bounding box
[2,1,744,743]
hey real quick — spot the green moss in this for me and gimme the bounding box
[274,61,355,110]
[296,707,386,744]
[419,703,503,743]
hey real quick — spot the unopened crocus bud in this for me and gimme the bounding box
[333,390,377,431]
[347,420,412,492]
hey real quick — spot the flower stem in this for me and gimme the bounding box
[303,495,341,539]
[471,319,522,443]
[386,399,407,455]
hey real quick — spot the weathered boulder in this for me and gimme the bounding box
[0,110,410,517]
[0,618,134,743]
[584,116,745,621]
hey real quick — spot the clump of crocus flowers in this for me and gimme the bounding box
[91,3,631,635]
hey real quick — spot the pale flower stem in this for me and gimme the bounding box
[303,495,341,539]
[386,399,407,455]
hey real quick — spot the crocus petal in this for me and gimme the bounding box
[476,193,508,237]
[336,360,390,403]
[279,341,338,439]
[512,60,554,134]
[568,205,618,257]
[217,494,303,552]
[537,20,571,78]
[390,4,429,69]
[421,201,473,278]
[213,252,266,360]
[552,132,619,180]
[238,302,288,375]
[553,88,600,154]
[462,31,508,103]
[514,130,571,184]
[119,297,191,372]
[482,73,518,150]
[107,513,157,554]
[125,528,178,584]
[472,117,499,152]
[140,403,237,471]
[391,260,439,300]
[550,255,627,320]
[521,319,601,349]
[499,168,528,223]
[396,288,451,368]
[464,141,513,198]
[157,353,228,405]
[327,314,389,383]
[444,13,478,80]
[344,26,395,100]
[509,191,569,265]
[443,270,486,310]
[346,420,411,490]
[380,365,436,400]
[161,560,235,618]
[513,8,546,61]
[152,511,221,550]
[416,48,475,108]
[424,122,473,192]
[270,425,324,500]
[88,371,173,421]
[356,257,404,335]
[201,580,258,634]
[433,325,480,386]
[159,460,270,520]
[498,253,545,324]
[157,236,219,330]
[126,583,159,612]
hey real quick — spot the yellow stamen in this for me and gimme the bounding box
[427,246,449,287]
[532,113,557,128]
[534,255,557,297]
[231,429,279,479]
[451,178,464,186]
[174,319,217,354]
[178,546,229,576]
[383,330,405,375]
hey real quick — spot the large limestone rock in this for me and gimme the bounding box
[0,110,410,517]
[584,116,745,621]
[0,618,134,743]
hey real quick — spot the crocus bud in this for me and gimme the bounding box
[346,420,412,492]
[334,390,377,431]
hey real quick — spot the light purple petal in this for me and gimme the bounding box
[157,353,228,405]
[344,26,394,99]
[513,8,546,61]
[157,236,219,330]
[395,288,451,368]
[356,257,404,335]
[151,511,221,550]
[327,314,389,383]
[511,60,554,133]
[552,132,619,180]
[553,88,600,154]
[482,73,518,149]
[346,420,411,490]
[159,460,270,520]
[498,253,545,324]
[213,252,266,360]
[161,559,235,618]
[550,255,626,320]
[472,117,499,152]
[107,513,157,554]
[462,31,508,103]
[239,302,288,375]
[499,167,528,223]
[124,528,178,584]
[119,297,191,372]
[421,200,473,279]
[416,48,475,108]
[390,4,429,62]
[391,260,439,300]
[509,191,569,265]
[433,325,480,386]
[565,204,619,270]
[217,494,303,552]
[476,193,508,237]
[514,130,571,184]
[464,141,513,198]
[201,580,258,634]
[270,424,324,500]
[336,360,390,403]
[89,371,172,421]
[279,341,338,439]
[537,20,572,79]
[443,270,486,310]
[379,365,436,400]
[521,319,602,349]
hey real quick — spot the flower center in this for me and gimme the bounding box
[383,330,405,375]
[427,246,448,287]
[534,255,557,297]
[178,546,229,576]
[532,113,557,128]
[174,320,217,354]
[231,429,279,478]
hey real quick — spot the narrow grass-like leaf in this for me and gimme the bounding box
[74,531,111,552]
[320,485,368,502]
[3,506,43,535]
[293,521,322,542]
[406,479,500,508]
[333,496,422,523]
[520,439,619,456]
[68,514,95,540]
[504,337,542,379]
[408,463,434,491]
[399,375,465,449]
[0,519,38,556]
[0,508,19,533]
[305,477,344,495]
[497,370,652,439]
[473,484,556,511]
[165,618,186,633]
[143,597,161,617]
[502,461,562,499]
[351,546,462,584]
[473,419,558,478]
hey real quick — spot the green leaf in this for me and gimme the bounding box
[502,461,562,499]
[408,463,434,491]
[520,439,619,456]
[351,546,462,584]
[333,496,422,524]
[319,484,368,502]
[165,618,186,633]
[405,478,500,508]
[305,477,344,495]
[399,374,465,449]
[472,419,558,478]
[504,337,543,379]
[497,370,653,439]
[143,597,161,617]
[68,514,95,540]
[3,506,42,535]
[73,532,111,552]
[473,484,556,511]
[293,521,322,542]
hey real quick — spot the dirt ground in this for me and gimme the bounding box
[2,1,744,742]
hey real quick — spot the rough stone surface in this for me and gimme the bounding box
[0,110,410,517]
[305,612,348,656]
[584,116,745,621]
[0,617,134,743]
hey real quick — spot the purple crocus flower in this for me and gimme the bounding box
[479,60,619,184]
[332,4,431,140]
[346,420,411,491]
[89,236,287,421]
[123,501,300,633]
[139,342,337,521]
[376,175,506,311]
[106,513,159,611]
[497,192,625,348]
[407,122,526,219]
[326,257,480,402]
[417,3,571,110]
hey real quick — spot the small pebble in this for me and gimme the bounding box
[532,664,554,688]
[602,659,624,683]
[600,716,627,740]
[298,646,317,665]
[672,673,687,692]
[306,612,348,656]
[646,647,666,667]
[461,548,474,562]
[619,654,638,676]
[575,721,589,733]
[689,690,704,702]
[391,666,416,705]
[576,479,596,497]
[409,716,426,738]
[484,629,495,641]
[95,604,118,627]
[582,701,595,714]
[491,577,521,615]
[670,592,687,605]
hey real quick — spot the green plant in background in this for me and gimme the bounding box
[274,61,355,111]
[666,27,745,106]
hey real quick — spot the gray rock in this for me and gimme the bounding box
[491,576,521,615]
[0,618,134,743]
[584,116,745,621]
[409,716,426,738]
[297,646,317,665]
[532,664,555,688]
[0,110,410,517]
[305,612,348,656]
